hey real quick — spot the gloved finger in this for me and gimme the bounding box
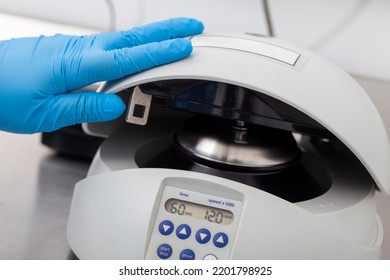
[95,17,204,51]
[80,38,193,85]
[39,92,126,132]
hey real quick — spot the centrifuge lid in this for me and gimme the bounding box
[84,34,390,195]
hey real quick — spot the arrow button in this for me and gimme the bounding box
[213,232,229,248]
[196,228,211,244]
[176,224,191,240]
[158,220,174,236]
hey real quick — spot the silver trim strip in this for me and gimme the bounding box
[191,36,300,66]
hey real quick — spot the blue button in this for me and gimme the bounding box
[180,249,196,260]
[159,220,174,236]
[157,244,173,259]
[213,232,229,248]
[176,224,191,240]
[195,228,211,244]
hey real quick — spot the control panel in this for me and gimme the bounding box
[145,185,242,260]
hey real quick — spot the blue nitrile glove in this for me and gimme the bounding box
[0,17,204,134]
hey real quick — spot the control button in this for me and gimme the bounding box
[203,254,218,260]
[159,220,174,236]
[195,228,211,244]
[213,232,229,248]
[157,244,173,259]
[180,249,196,260]
[176,224,191,240]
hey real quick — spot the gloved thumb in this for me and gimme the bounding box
[39,92,126,132]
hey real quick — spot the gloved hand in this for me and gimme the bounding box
[0,17,204,134]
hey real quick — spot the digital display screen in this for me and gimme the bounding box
[164,198,234,225]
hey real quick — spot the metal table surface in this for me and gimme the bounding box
[0,132,89,259]
[0,77,390,260]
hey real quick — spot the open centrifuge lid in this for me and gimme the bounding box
[84,34,390,195]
